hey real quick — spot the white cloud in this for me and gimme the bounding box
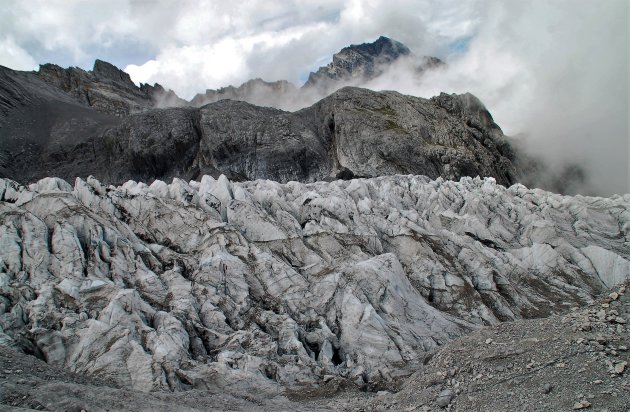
[125,22,332,97]
[0,36,37,70]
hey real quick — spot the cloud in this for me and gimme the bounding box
[360,0,628,195]
[0,0,479,89]
[0,36,37,70]
[125,21,334,97]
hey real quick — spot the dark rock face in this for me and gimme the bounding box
[207,87,517,187]
[37,60,185,116]
[324,88,517,186]
[101,108,202,182]
[0,61,518,187]
[0,64,120,182]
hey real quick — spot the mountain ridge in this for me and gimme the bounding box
[0,56,519,188]
[192,36,444,109]
[23,36,443,113]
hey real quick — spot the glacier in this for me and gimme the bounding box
[0,174,628,397]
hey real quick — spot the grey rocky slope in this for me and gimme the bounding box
[0,66,519,187]
[354,282,630,411]
[0,63,120,181]
[0,173,628,407]
[37,59,185,116]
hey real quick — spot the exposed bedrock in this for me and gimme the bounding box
[1,65,519,187]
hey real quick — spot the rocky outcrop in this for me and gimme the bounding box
[303,36,443,95]
[0,174,628,396]
[37,59,185,116]
[0,76,520,187]
[129,87,517,186]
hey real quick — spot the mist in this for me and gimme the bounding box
[386,0,629,196]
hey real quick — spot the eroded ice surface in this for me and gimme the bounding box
[0,174,628,394]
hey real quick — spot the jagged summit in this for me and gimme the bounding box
[3,35,442,116]
[7,36,443,113]
[304,36,411,88]
[345,35,411,58]
[36,59,184,116]
[303,36,441,94]
[91,59,136,85]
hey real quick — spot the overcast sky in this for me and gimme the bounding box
[0,0,628,194]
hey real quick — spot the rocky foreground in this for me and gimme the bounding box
[0,174,628,410]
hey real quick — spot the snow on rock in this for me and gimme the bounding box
[0,174,628,394]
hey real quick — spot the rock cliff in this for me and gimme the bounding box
[0,65,519,187]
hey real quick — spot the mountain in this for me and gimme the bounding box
[189,36,444,110]
[16,37,438,115]
[0,63,120,180]
[0,173,627,409]
[0,61,519,187]
[37,59,186,116]
[1,35,627,411]
[303,36,443,94]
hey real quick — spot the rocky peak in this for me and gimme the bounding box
[304,36,410,89]
[92,59,135,87]
[303,36,442,95]
[182,36,444,111]
[36,59,182,116]
[337,35,411,63]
